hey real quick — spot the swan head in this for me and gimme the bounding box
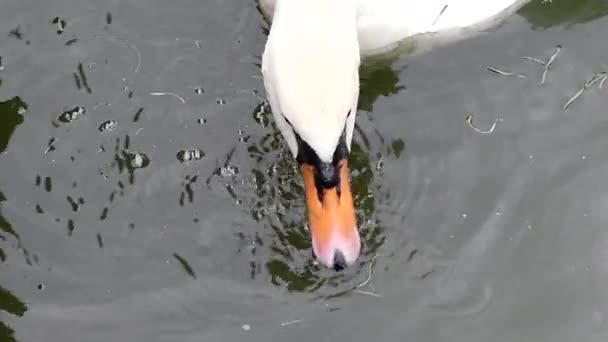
[262,0,361,270]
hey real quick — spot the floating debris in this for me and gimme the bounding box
[281,320,302,326]
[51,17,66,34]
[563,72,607,110]
[354,254,382,298]
[149,92,186,104]
[194,87,204,95]
[522,56,546,66]
[197,118,207,125]
[541,45,561,85]
[466,115,502,134]
[216,98,226,105]
[44,137,56,154]
[98,120,118,132]
[220,166,237,177]
[125,152,150,169]
[57,106,86,123]
[65,38,78,46]
[176,149,205,162]
[432,4,448,25]
[486,66,526,78]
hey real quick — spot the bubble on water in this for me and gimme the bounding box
[176,149,205,162]
[194,87,204,94]
[216,98,225,105]
[241,324,251,331]
[98,120,118,132]
[37,283,44,291]
[57,106,85,123]
[197,118,207,125]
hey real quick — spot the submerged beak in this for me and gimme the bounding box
[300,159,361,270]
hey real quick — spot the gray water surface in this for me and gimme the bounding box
[2,0,608,341]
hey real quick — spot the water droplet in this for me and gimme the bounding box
[0,56,4,71]
[582,155,587,160]
[197,118,207,125]
[37,283,44,290]
[242,324,251,331]
[216,98,225,105]
[176,149,205,163]
[461,213,467,219]
[57,106,85,123]
[98,120,118,132]
[194,87,204,94]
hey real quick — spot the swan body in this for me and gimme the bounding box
[260,0,529,269]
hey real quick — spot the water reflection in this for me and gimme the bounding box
[518,0,608,28]
[0,95,28,342]
[0,284,27,342]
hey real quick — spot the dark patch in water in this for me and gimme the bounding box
[173,253,196,279]
[0,97,26,153]
[132,107,143,122]
[77,63,92,93]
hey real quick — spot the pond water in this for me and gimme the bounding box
[2,0,608,341]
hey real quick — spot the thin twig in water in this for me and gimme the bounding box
[541,46,561,84]
[149,92,186,104]
[466,115,502,134]
[352,254,382,297]
[563,72,608,110]
[563,87,585,110]
[356,254,378,289]
[523,56,547,66]
[281,320,302,326]
[487,66,527,78]
[116,39,142,73]
[600,74,607,89]
[354,290,383,298]
[433,4,448,25]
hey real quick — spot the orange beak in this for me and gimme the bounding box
[300,159,361,270]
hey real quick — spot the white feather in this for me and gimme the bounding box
[261,0,528,160]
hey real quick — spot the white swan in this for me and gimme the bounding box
[260,0,530,270]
